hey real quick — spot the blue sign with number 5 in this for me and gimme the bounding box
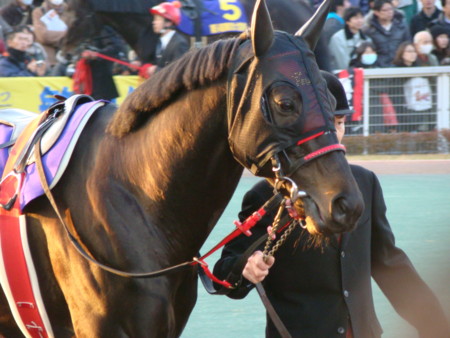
[173,0,248,36]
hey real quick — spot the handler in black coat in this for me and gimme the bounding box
[213,72,450,338]
[79,25,125,100]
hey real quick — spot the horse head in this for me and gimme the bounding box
[228,0,364,235]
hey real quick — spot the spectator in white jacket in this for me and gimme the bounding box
[329,7,372,70]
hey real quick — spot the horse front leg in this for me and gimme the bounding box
[172,269,198,335]
[66,276,187,338]
[120,272,198,338]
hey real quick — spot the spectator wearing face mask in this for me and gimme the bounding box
[349,41,380,67]
[413,30,440,65]
[350,42,397,133]
[0,0,34,27]
[31,0,68,69]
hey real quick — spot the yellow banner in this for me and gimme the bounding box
[0,76,140,112]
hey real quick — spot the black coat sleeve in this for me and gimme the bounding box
[369,172,450,337]
[213,180,275,299]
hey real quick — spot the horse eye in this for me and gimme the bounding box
[264,84,303,127]
[278,99,295,112]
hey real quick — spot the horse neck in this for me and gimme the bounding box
[115,84,243,252]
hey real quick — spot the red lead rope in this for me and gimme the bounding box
[87,51,154,79]
[89,51,142,70]
[200,209,267,261]
[193,207,269,288]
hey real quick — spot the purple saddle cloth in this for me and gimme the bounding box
[0,100,105,211]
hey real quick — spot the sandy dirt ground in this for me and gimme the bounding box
[348,159,450,175]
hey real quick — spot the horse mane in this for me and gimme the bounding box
[107,34,247,138]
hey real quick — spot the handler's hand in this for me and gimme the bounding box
[81,50,97,60]
[243,251,275,284]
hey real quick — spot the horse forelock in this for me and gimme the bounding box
[107,35,247,138]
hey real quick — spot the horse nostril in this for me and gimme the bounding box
[331,193,363,232]
[334,196,348,215]
[332,195,352,227]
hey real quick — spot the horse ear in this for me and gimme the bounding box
[294,0,332,50]
[251,0,274,57]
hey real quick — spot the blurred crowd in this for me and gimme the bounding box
[0,0,139,100]
[323,0,450,134]
[325,0,450,71]
[0,0,190,100]
[0,0,448,103]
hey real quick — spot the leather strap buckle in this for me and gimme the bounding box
[0,171,23,210]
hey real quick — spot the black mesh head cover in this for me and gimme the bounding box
[227,31,337,175]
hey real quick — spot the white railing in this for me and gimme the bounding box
[359,66,450,136]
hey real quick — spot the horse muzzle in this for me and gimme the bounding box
[275,177,363,236]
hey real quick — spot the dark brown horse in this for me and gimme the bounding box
[63,0,331,69]
[0,0,362,336]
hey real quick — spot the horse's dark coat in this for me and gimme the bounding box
[0,1,362,336]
